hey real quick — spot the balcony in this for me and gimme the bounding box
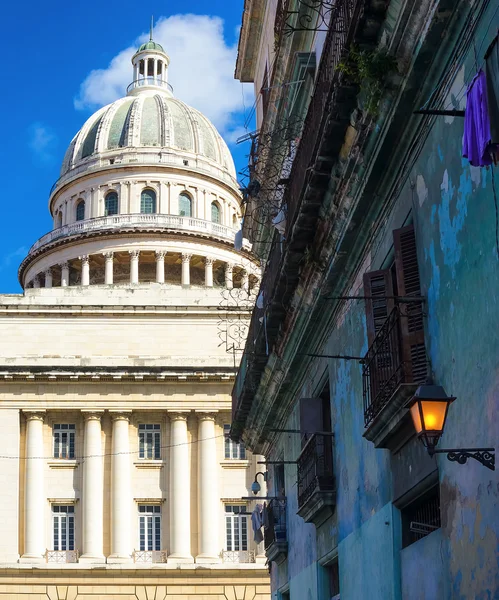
[264,499,287,565]
[221,550,256,563]
[45,549,79,563]
[126,77,174,95]
[362,305,427,447]
[132,549,168,563]
[28,214,238,255]
[297,433,335,526]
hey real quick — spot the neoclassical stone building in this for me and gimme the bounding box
[0,36,269,600]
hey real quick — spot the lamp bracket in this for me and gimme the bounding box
[434,448,495,471]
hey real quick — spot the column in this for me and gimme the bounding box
[80,255,90,286]
[104,252,114,285]
[80,411,105,562]
[129,250,140,284]
[181,253,192,286]
[168,412,192,561]
[196,413,220,563]
[241,269,249,292]
[155,250,166,283]
[108,412,132,563]
[44,268,52,288]
[225,263,233,289]
[60,262,69,287]
[33,275,40,289]
[20,411,45,562]
[205,257,214,287]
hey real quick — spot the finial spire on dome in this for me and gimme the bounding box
[150,16,154,41]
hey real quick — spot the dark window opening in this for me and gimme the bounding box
[274,463,285,497]
[261,64,270,118]
[325,557,340,600]
[401,484,441,548]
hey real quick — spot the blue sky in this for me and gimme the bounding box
[1,0,253,292]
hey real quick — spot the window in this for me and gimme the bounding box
[52,505,75,551]
[225,505,248,551]
[105,191,118,216]
[224,424,246,459]
[75,200,85,221]
[179,192,192,217]
[53,424,75,459]
[211,202,221,223]
[138,505,161,551]
[261,63,270,118]
[57,212,63,228]
[140,189,156,214]
[325,558,340,600]
[401,485,441,548]
[138,424,161,459]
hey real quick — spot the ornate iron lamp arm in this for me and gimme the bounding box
[433,448,495,471]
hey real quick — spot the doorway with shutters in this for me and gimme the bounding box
[362,223,428,431]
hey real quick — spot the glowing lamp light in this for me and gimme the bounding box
[408,383,455,454]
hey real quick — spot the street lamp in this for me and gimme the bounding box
[252,471,268,495]
[408,382,495,470]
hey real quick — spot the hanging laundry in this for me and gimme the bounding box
[462,70,499,167]
[485,34,499,162]
[251,503,264,543]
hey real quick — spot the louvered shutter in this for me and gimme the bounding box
[393,224,427,384]
[363,269,396,347]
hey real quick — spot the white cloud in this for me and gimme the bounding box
[0,246,28,272]
[74,14,254,141]
[28,123,58,164]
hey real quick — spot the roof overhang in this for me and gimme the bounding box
[235,0,266,82]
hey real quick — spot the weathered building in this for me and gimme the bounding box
[233,0,499,598]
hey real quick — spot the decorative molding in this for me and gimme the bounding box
[134,460,164,469]
[47,460,79,470]
[79,254,89,265]
[103,251,114,260]
[22,410,46,421]
[182,253,192,264]
[129,249,140,259]
[155,250,167,260]
[205,257,215,267]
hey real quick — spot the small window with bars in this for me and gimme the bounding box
[138,424,161,460]
[224,424,246,459]
[52,504,75,551]
[225,505,248,551]
[53,424,76,459]
[138,504,161,551]
[401,485,441,548]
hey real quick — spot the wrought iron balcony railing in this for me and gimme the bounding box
[45,549,79,563]
[297,433,334,509]
[221,550,256,563]
[132,549,168,563]
[264,498,287,550]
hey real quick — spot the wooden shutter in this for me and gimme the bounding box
[363,269,396,348]
[393,224,427,384]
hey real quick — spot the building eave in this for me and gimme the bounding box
[235,0,266,82]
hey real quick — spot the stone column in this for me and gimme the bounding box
[241,269,249,292]
[155,250,166,283]
[196,413,220,563]
[33,276,41,289]
[225,263,233,289]
[168,412,192,561]
[104,252,114,285]
[108,411,132,563]
[129,250,140,284]
[181,253,192,286]
[44,268,52,288]
[80,411,105,562]
[60,262,69,287]
[20,411,45,562]
[80,255,90,286]
[205,257,214,287]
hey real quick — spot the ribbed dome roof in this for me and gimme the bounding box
[60,92,237,180]
[137,40,165,52]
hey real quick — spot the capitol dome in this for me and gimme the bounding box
[18,35,258,293]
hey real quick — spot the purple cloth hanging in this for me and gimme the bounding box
[463,70,496,167]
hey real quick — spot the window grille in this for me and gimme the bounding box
[105,192,118,216]
[52,505,75,551]
[211,202,221,223]
[76,201,85,221]
[402,485,441,547]
[138,424,161,459]
[179,192,192,217]
[53,424,75,459]
[138,505,161,551]
[225,505,248,552]
[224,424,246,459]
[140,189,156,214]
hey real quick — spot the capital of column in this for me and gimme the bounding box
[225,262,234,273]
[205,257,215,267]
[168,411,190,422]
[182,253,192,264]
[109,410,132,422]
[81,410,104,422]
[79,255,90,265]
[22,410,46,422]
[129,250,140,259]
[155,250,167,260]
[59,261,69,269]
[103,252,114,261]
[195,411,218,422]
[44,268,52,277]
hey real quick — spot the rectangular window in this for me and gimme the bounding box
[138,424,161,459]
[401,485,441,548]
[138,505,161,551]
[225,505,248,551]
[224,424,246,459]
[52,505,75,551]
[326,557,340,599]
[53,424,76,459]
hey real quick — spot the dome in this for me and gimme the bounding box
[60,92,237,180]
[137,40,165,52]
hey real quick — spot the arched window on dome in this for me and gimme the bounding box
[179,193,192,217]
[76,200,85,222]
[211,202,221,224]
[105,191,118,216]
[140,189,156,214]
[57,212,63,228]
